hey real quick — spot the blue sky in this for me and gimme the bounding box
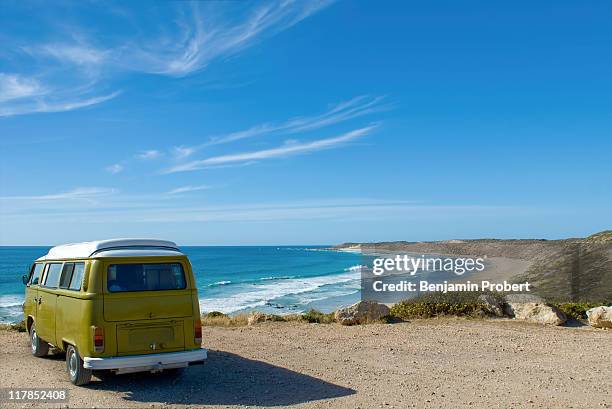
[0,0,611,245]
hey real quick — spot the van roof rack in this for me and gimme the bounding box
[38,239,181,260]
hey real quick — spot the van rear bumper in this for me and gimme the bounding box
[83,348,207,373]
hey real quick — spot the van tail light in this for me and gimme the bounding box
[194,320,202,345]
[93,326,104,352]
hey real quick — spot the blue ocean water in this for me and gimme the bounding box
[0,246,364,323]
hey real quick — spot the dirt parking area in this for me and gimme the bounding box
[0,319,610,408]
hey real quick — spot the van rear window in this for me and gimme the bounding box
[107,263,186,293]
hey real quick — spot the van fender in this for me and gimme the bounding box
[61,338,77,353]
[26,316,35,334]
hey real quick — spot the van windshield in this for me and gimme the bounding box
[107,263,186,293]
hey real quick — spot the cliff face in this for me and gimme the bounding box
[512,232,612,302]
[337,231,612,302]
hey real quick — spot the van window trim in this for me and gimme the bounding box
[67,262,86,291]
[58,262,75,290]
[41,262,64,289]
[27,262,44,286]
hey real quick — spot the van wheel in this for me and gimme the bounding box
[66,345,92,386]
[30,323,49,357]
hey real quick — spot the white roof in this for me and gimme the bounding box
[37,239,181,261]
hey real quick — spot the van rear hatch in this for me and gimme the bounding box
[102,262,194,354]
[103,262,193,322]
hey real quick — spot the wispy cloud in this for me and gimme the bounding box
[167,185,212,195]
[1,194,526,226]
[38,43,110,67]
[172,146,196,159]
[0,73,48,103]
[136,150,162,160]
[126,0,336,77]
[164,95,387,159]
[1,1,333,117]
[163,125,376,173]
[0,187,115,201]
[209,95,387,146]
[0,73,120,117]
[105,163,124,174]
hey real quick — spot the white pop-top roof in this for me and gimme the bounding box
[37,239,181,261]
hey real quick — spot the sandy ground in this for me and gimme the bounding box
[467,256,531,282]
[1,319,610,409]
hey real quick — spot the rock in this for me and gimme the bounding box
[334,301,390,325]
[586,306,612,328]
[247,312,276,326]
[504,302,566,325]
[477,294,503,317]
[504,293,545,304]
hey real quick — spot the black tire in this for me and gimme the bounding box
[66,345,92,386]
[30,323,49,357]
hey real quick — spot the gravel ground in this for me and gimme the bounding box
[0,319,610,408]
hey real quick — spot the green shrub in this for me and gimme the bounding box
[205,311,227,318]
[390,292,503,319]
[0,320,26,332]
[554,302,598,320]
[12,320,27,332]
[302,309,335,324]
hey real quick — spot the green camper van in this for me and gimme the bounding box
[22,239,207,385]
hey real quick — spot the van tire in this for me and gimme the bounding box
[30,323,49,357]
[66,345,92,386]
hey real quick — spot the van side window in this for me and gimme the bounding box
[68,263,85,291]
[42,263,63,288]
[59,263,75,289]
[29,263,44,285]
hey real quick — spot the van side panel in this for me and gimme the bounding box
[55,290,94,352]
[36,288,57,346]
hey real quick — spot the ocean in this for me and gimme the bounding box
[0,246,366,324]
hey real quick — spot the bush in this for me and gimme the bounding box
[205,311,227,318]
[302,309,335,324]
[554,302,598,320]
[202,313,249,327]
[390,292,503,320]
[12,320,27,332]
[0,320,26,332]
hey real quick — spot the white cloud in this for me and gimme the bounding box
[38,43,110,67]
[0,73,48,102]
[210,95,387,145]
[137,150,162,160]
[106,163,124,174]
[167,185,212,195]
[0,187,115,201]
[163,125,376,173]
[1,1,333,117]
[171,95,387,157]
[0,84,120,117]
[126,0,336,77]
[172,146,196,159]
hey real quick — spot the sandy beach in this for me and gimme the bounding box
[1,319,610,408]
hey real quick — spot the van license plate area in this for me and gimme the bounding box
[117,321,185,355]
